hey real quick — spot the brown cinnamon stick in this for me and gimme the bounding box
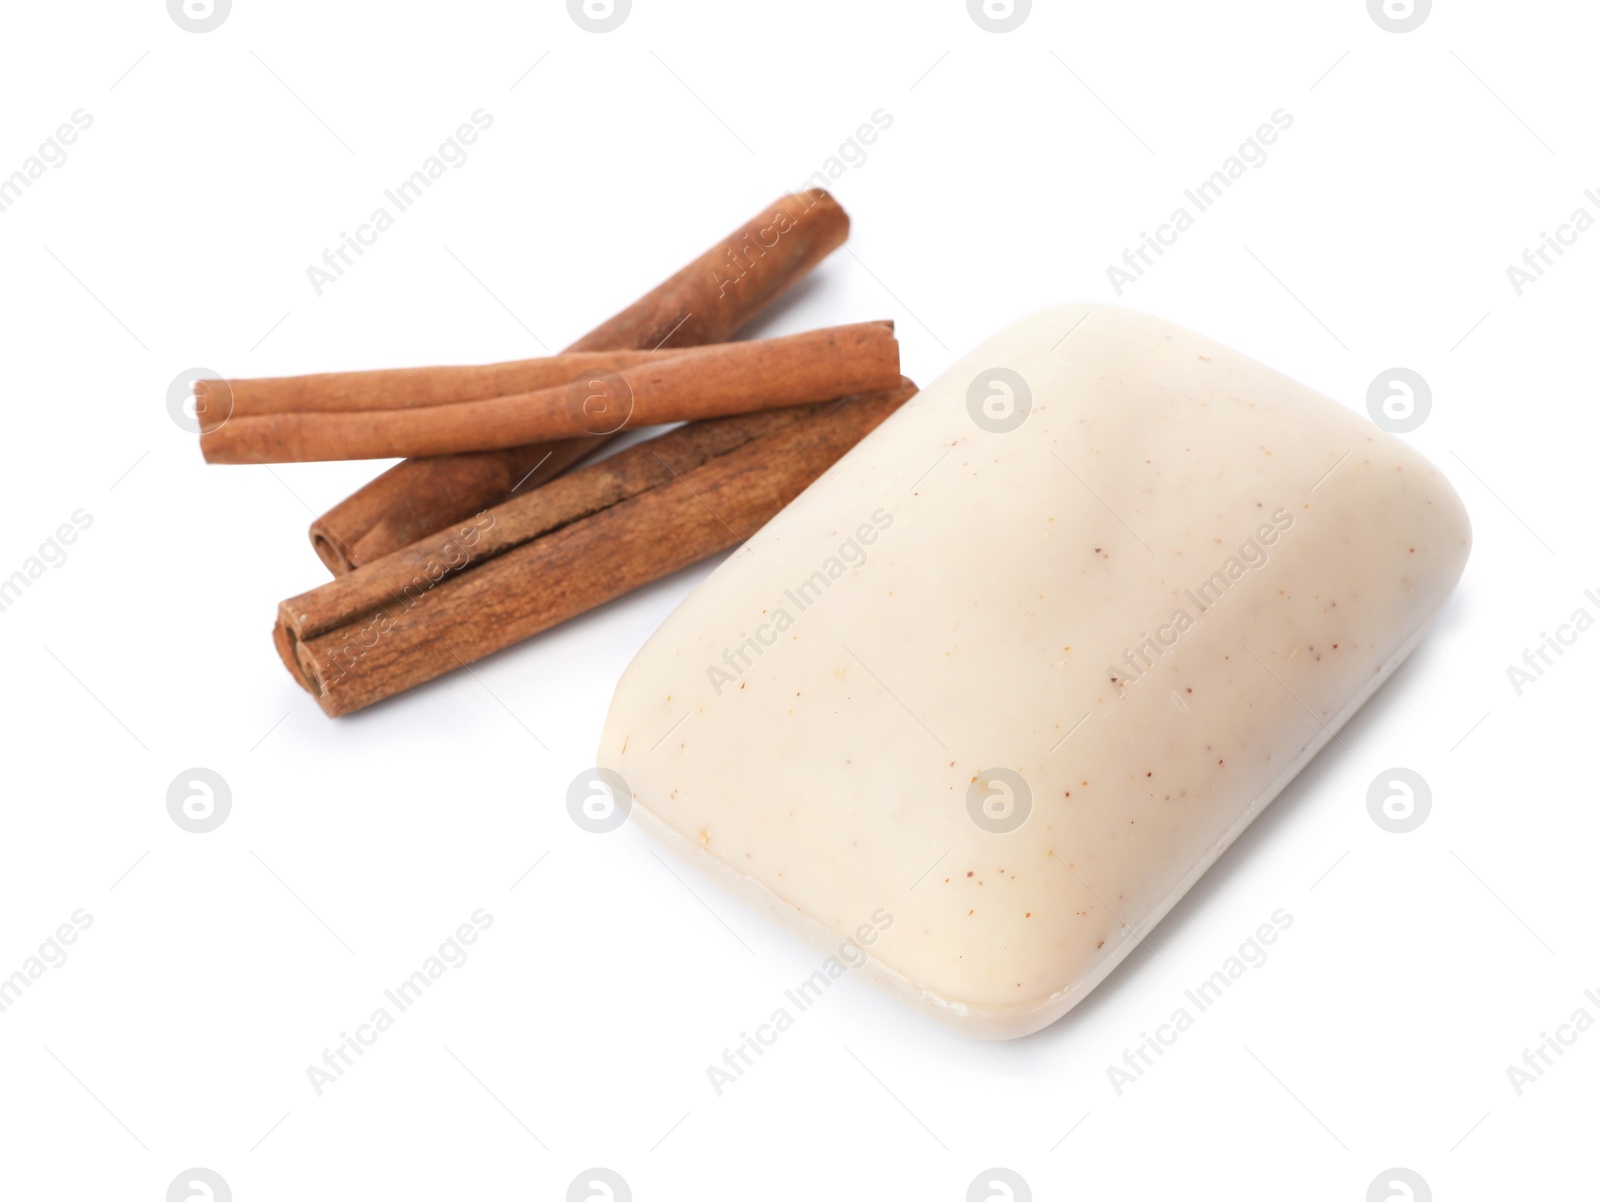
[277,377,918,716]
[280,402,842,648]
[306,189,850,574]
[201,322,898,463]
[308,441,590,575]
[192,348,665,431]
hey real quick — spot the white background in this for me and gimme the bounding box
[1,1,1594,1198]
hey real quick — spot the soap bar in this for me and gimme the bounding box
[599,304,1470,1039]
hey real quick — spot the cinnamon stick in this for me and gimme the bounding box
[201,322,898,463]
[276,377,918,716]
[306,189,850,574]
[192,348,664,431]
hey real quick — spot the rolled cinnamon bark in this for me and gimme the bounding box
[193,349,663,430]
[277,377,918,716]
[309,444,591,575]
[201,322,898,463]
[306,188,850,574]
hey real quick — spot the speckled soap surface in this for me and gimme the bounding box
[599,303,1471,1039]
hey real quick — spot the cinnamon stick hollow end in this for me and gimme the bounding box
[192,378,234,435]
[272,615,314,695]
[305,438,597,575]
[308,524,356,576]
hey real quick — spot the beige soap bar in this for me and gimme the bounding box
[599,304,1470,1038]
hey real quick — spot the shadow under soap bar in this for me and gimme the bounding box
[600,303,1471,1039]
